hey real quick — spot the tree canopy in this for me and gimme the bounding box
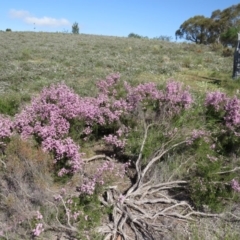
[72,22,79,34]
[175,3,240,46]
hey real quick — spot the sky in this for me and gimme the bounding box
[1,0,239,40]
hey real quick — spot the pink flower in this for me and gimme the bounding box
[0,115,13,140]
[36,211,43,220]
[231,179,240,192]
[32,223,44,237]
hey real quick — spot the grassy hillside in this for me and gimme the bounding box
[0,31,236,96]
[1,32,240,240]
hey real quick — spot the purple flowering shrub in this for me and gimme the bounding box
[205,91,240,130]
[2,73,240,238]
[124,80,193,115]
[0,114,13,148]
[1,73,195,180]
[14,84,84,176]
[205,91,240,155]
[7,73,194,193]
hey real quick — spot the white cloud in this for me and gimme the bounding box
[25,16,70,27]
[9,9,30,18]
[9,9,71,27]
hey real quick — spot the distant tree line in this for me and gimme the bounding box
[128,33,172,41]
[175,3,240,46]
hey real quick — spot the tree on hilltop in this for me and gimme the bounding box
[72,22,79,34]
[176,3,240,46]
[175,15,215,44]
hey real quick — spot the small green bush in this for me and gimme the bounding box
[0,93,29,116]
[189,157,237,212]
[128,33,142,38]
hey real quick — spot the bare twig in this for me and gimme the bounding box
[83,154,115,163]
[216,166,240,175]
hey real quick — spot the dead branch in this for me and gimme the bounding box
[96,122,240,240]
[83,154,115,163]
[0,159,6,168]
[216,166,240,175]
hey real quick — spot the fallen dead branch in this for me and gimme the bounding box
[96,123,240,240]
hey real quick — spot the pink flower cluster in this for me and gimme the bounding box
[80,161,115,195]
[79,160,128,195]
[205,91,240,129]
[0,115,13,146]
[103,134,126,149]
[125,80,193,114]
[36,211,43,220]
[163,81,193,109]
[96,73,120,95]
[42,137,83,175]
[225,97,240,128]
[12,74,130,173]
[13,84,84,175]
[231,179,240,192]
[32,223,44,237]
[186,129,209,145]
[32,211,44,237]
[1,74,193,180]
[125,82,159,109]
[79,74,130,147]
[205,91,227,111]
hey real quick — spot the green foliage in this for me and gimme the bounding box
[176,3,240,46]
[175,15,215,44]
[72,22,80,34]
[5,28,11,32]
[189,157,236,212]
[221,27,239,47]
[0,93,29,116]
[186,98,240,212]
[68,118,86,143]
[186,132,238,211]
[73,191,110,239]
[128,33,142,39]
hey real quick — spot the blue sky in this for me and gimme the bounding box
[1,0,239,40]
